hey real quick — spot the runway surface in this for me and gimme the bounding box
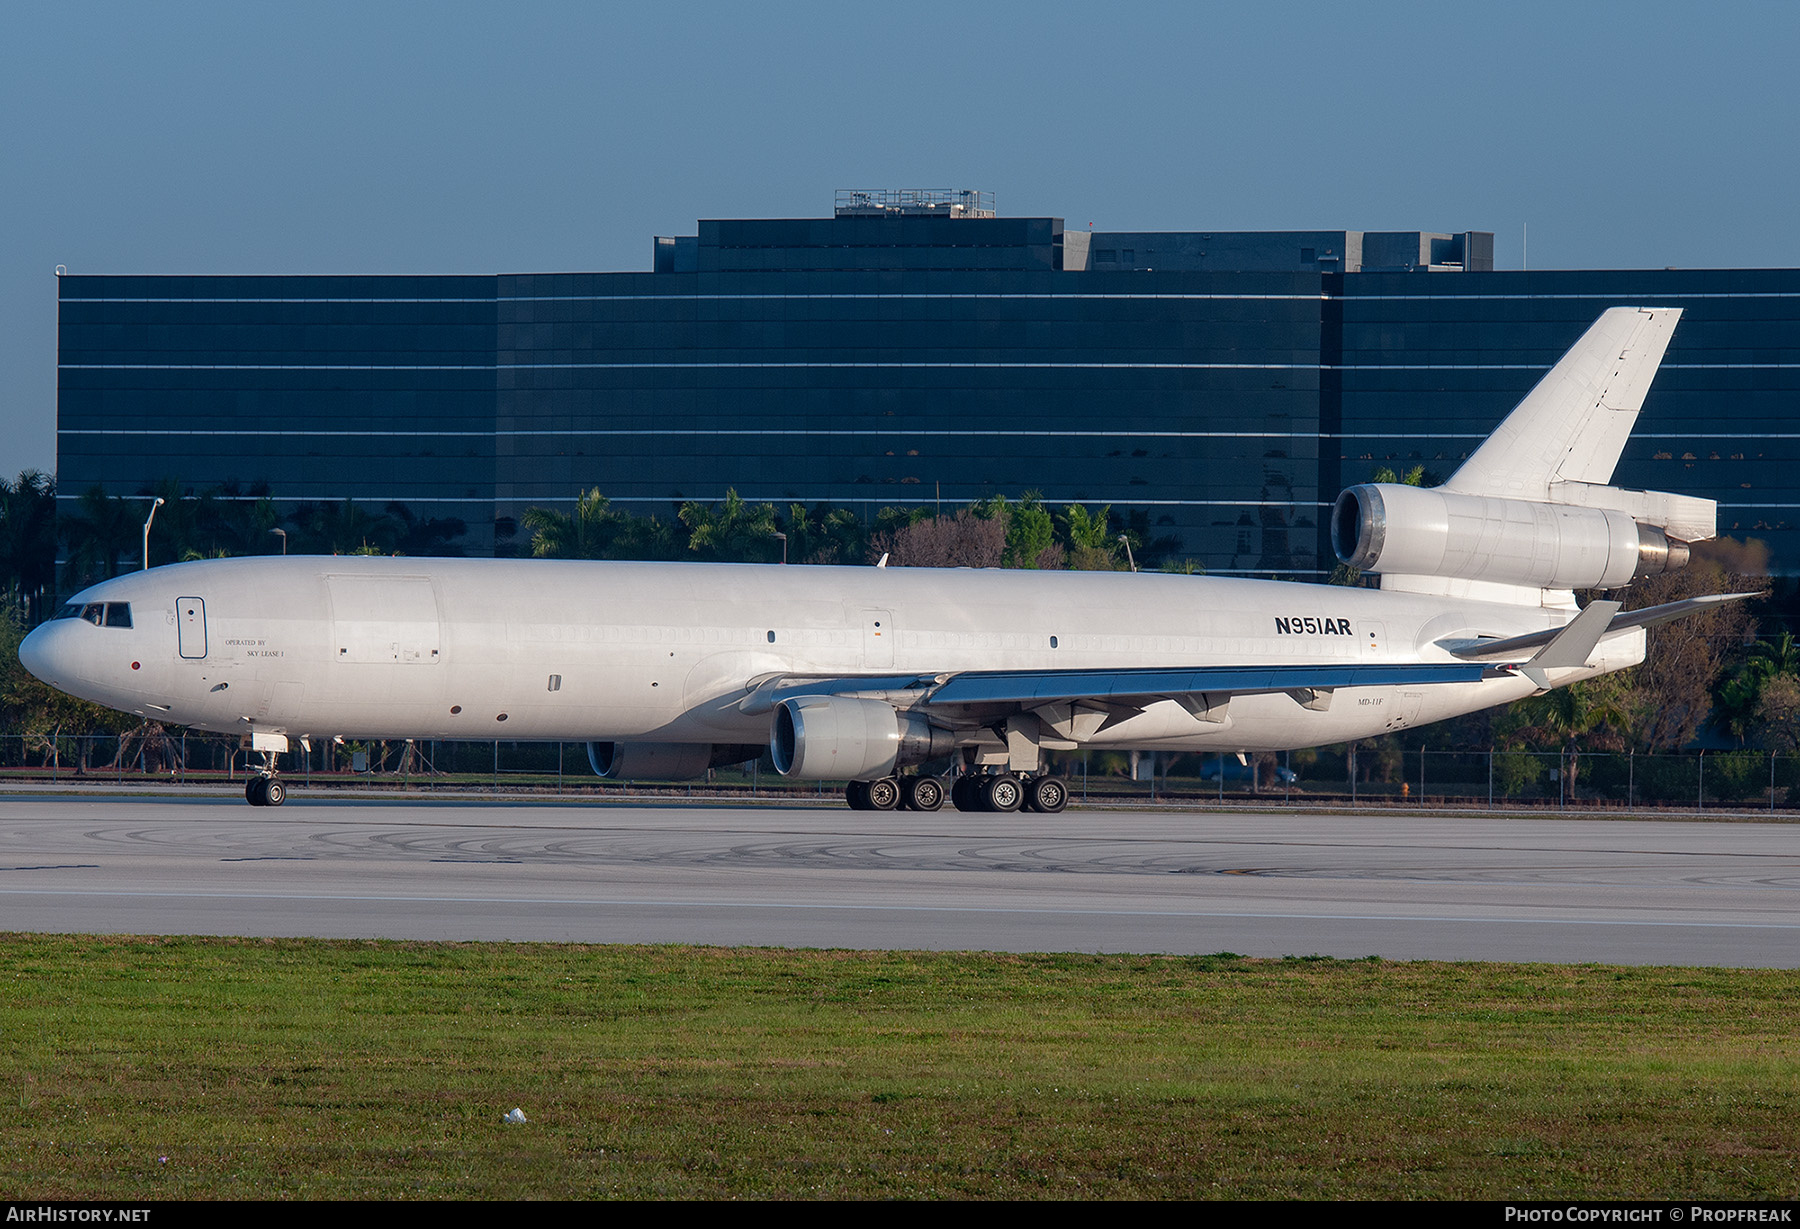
[2,793,1799,964]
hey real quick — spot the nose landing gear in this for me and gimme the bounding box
[245,750,286,807]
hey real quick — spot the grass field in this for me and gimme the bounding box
[2,936,1796,1199]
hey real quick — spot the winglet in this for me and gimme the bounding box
[1515,600,1622,689]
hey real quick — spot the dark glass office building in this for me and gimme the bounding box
[55,191,1800,573]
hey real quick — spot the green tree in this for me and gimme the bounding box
[782,502,866,566]
[1748,675,1800,753]
[680,489,782,562]
[0,598,133,763]
[1715,633,1800,745]
[523,490,680,560]
[1060,503,1121,571]
[525,489,623,559]
[379,502,465,558]
[210,493,283,557]
[1497,672,1638,796]
[0,470,57,622]
[287,499,401,555]
[982,492,1056,569]
[1616,539,1763,751]
[60,487,143,588]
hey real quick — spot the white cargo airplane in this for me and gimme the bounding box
[21,308,1750,811]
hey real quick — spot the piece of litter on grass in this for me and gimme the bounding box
[504,1108,527,1124]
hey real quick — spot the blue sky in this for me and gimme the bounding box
[4,0,1796,475]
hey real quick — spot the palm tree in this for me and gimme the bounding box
[387,502,466,557]
[782,502,866,565]
[1503,674,1638,797]
[524,489,620,559]
[0,471,57,622]
[1060,503,1121,570]
[679,489,782,562]
[60,487,142,587]
[1716,633,1800,745]
[287,499,400,555]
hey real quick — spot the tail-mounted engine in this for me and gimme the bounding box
[1331,482,1714,591]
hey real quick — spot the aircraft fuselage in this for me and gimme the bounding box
[19,555,1638,754]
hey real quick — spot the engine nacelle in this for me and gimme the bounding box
[587,741,763,781]
[1332,483,1692,591]
[770,695,956,780]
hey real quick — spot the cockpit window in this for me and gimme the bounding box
[51,602,131,627]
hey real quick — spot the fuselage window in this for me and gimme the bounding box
[105,603,132,628]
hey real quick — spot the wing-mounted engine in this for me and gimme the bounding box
[587,741,764,781]
[770,695,955,780]
[1331,482,1714,592]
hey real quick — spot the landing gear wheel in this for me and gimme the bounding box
[951,776,984,812]
[982,774,1024,813]
[866,777,901,811]
[845,780,872,810]
[246,776,267,807]
[1027,775,1068,814]
[262,778,286,807]
[903,776,945,812]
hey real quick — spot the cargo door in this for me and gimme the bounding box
[326,575,442,664]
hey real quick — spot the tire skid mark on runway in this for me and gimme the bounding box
[9,810,1800,863]
[5,883,1800,932]
[15,821,1800,891]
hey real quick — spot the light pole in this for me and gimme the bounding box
[771,531,787,564]
[1118,533,1137,572]
[270,528,287,555]
[142,497,165,570]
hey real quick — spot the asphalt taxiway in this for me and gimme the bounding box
[2,793,1799,964]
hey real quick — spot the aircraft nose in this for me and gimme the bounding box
[18,621,71,689]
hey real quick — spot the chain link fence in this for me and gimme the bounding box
[0,733,827,799]
[2,733,1798,810]
[1063,747,1800,811]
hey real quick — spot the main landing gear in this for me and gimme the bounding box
[843,772,1068,813]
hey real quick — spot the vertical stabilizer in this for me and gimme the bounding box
[1442,307,1681,499]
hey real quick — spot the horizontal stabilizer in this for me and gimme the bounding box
[1438,592,1761,662]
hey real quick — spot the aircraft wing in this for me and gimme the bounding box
[922,662,1489,707]
[738,662,1492,724]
